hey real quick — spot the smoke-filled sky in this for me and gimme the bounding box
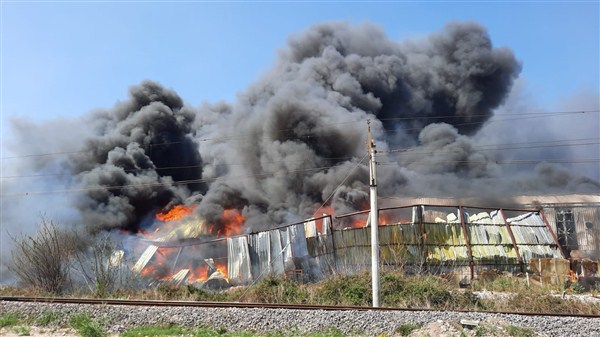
[1,2,599,282]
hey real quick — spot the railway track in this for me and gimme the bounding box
[1,296,598,318]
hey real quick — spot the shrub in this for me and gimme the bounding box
[315,273,371,306]
[7,219,79,294]
[241,276,309,304]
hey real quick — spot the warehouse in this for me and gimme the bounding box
[134,194,599,287]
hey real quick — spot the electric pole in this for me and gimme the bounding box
[367,120,380,307]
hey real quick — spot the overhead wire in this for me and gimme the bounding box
[381,138,600,155]
[313,153,369,216]
[1,161,367,197]
[1,109,597,161]
[377,158,600,166]
[2,137,597,180]
[0,156,356,180]
[2,109,598,195]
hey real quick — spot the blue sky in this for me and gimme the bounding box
[1,1,599,150]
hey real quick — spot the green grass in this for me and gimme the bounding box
[69,313,105,337]
[35,310,61,326]
[506,325,534,337]
[122,326,193,337]
[13,325,31,336]
[0,313,21,328]
[395,323,421,336]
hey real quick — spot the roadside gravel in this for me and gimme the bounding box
[1,300,598,337]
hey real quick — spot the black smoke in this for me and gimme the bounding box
[67,82,205,232]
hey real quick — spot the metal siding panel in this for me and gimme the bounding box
[543,207,558,234]
[304,219,317,238]
[270,230,285,276]
[278,227,296,273]
[248,231,272,281]
[289,223,310,258]
[227,236,252,285]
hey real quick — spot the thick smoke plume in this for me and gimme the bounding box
[5,21,598,237]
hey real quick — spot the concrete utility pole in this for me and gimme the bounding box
[367,120,380,307]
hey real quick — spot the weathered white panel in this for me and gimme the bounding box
[227,236,252,285]
[248,231,272,281]
[270,230,285,276]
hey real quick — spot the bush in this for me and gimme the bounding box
[72,233,134,297]
[7,219,79,294]
[381,273,453,308]
[315,273,371,306]
[241,276,309,304]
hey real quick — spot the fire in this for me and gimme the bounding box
[139,247,174,280]
[312,204,334,234]
[155,205,193,222]
[215,260,229,282]
[217,208,244,237]
[379,212,393,226]
[138,205,241,285]
[187,264,210,282]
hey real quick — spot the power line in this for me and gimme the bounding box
[0,156,356,180]
[382,138,599,155]
[313,154,369,216]
[2,138,597,180]
[1,109,597,161]
[377,109,598,122]
[3,136,597,180]
[380,111,600,135]
[0,163,363,197]
[377,158,600,166]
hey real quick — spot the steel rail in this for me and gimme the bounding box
[1,296,598,318]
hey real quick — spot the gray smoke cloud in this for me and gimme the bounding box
[4,21,598,240]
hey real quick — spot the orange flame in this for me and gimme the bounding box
[215,260,229,282]
[312,205,334,234]
[217,209,244,237]
[155,205,193,222]
[138,205,244,285]
[187,264,210,282]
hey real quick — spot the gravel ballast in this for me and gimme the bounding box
[1,300,599,337]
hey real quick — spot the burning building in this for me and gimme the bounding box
[126,194,598,288]
[4,22,598,286]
